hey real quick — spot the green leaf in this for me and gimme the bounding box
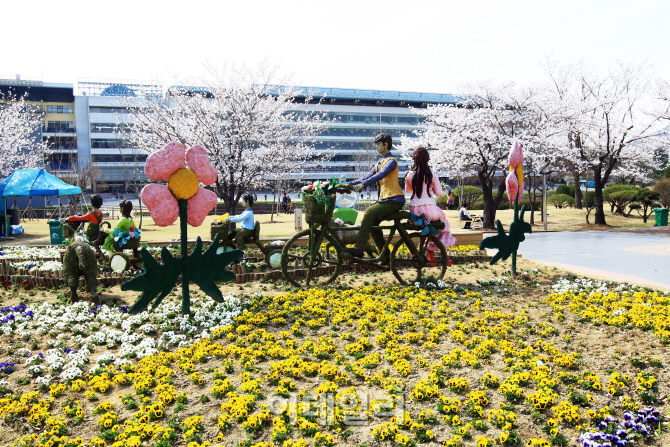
[123,247,181,314]
[189,234,242,302]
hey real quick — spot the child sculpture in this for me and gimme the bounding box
[224,193,255,251]
[404,146,457,261]
[65,194,104,242]
[102,200,138,254]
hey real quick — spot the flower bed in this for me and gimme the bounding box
[0,268,668,446]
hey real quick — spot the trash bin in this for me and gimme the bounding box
[654,208,669,227]
[48,220,64,245]
[333,207,358,225]
[9,208,19,226]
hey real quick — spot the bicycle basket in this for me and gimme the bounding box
[303,193,336,224]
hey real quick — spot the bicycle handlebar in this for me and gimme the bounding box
[334,184,354,194]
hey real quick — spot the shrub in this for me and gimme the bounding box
[632,189,661,223]
[555,185,575,198]
[584,191,595,208]
[603,185,640,213]
[498,193,511,210]
[452,186,483,207]
[653,179,670,208]
[548,194,575,209]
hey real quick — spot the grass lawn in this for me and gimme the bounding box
[3,206,656,247]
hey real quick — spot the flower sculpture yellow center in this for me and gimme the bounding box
[168,168,199,200]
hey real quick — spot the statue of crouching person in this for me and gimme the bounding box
[63,240,99,305]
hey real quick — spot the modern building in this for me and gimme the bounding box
[291,87,457,182]
[0,76,76,179]
[3,77,459,193]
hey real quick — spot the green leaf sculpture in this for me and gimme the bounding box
[479,197,532,275]
[122,199,243,315]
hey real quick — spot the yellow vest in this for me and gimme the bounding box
[376,156,404,200]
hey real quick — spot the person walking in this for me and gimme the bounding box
[404,147,457,262]
[447,191,454,210]
[282,193,291,214]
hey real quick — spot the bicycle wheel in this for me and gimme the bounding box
[390,234,448,285]
[281,229,342,288]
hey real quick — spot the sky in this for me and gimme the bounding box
[3,0,669,94]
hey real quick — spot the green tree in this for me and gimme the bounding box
[631,189,661,223]
[547,194,575,209]
[602,185,640,214]
[453,186,483,207]
[652,179,670,208]
[555,184,575,198]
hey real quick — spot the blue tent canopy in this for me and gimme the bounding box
[0,169,81,197]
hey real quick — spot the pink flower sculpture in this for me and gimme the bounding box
[505,140,524,202]
[142,141,218,227]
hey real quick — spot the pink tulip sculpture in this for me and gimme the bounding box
[122,141,242,315]
[479,140,532,276]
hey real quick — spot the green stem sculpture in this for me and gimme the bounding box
[179,199,190,315]
[479,197,532,276]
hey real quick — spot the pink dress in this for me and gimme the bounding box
[405,170,457,251]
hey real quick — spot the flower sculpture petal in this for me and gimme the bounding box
[506,171,519,204]
[506,140,524,202]
[144,141,186,181]
[142,184,179,227]
[185,145,218,185]
[141,141,219,227]
[187,188,218,227]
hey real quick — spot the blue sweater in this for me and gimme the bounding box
[228,209,254,230]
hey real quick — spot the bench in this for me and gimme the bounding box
[459,215,483,230]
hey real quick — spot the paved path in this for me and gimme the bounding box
[517,230,670,289]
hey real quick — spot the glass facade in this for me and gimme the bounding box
[43,136,77,149]
[75,81,457,188]
[89,106,133,114]
[90,123,133,133]
[44,121,75,132]
[91,154,148,163]
[47,105,73,114]
[318,127,417,138]
[91,139,135,149]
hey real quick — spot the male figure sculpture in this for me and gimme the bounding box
[345,133,405,264]
[224,193,255,251]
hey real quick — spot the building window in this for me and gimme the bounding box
[91,154,147,163]
[89,107,133,114]
[43,136,77,149]
[90,123,133,133]
[44,121,75,133]
[46,105,73,114]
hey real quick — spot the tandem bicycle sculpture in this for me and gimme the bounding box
[280,184,448,288]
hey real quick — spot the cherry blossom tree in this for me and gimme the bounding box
[0,91,45,176]
[543,61,669,225]
[122,65,332,214]
[404,82,544,229]
[612,145,663,186]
